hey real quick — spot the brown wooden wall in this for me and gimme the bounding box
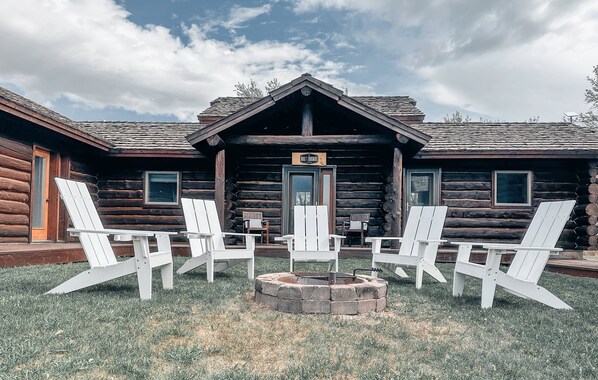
[0,135,32,243]
[410,159,580,249]
[231,146,391,238]
[95,159,213,239]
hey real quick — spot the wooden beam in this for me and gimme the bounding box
[215,149,225,228]
[301,99,313,137]
[391,148,403,246]
[207,134,225,150]
[396,133,409,144]
[227,134,395,146]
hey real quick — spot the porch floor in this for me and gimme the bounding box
[1,242,589,276]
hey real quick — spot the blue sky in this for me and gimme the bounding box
[1,0,597,122]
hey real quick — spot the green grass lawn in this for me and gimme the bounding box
[0,257,597,380]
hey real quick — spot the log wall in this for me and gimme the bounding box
[96,159,213,240]
[232,146,391,239]
[0,135,32,243]
[412,160,580,249]
[575,161,598,250]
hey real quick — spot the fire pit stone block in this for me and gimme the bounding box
[302,300,331,314]
[358,299,378,314]
[331,301,358,315]
[330,285,358,301]
[301,285,330,301]
[278,284,302,300]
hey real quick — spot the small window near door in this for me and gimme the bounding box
[404,169,441,211]
[144,171,180,205]
[494,171,531,206]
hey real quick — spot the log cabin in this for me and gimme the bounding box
[2,73,598,265]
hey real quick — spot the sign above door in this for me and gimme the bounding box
[292,152,326,166]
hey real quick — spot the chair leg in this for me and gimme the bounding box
[421,261,447,283]
[452,271,466,297]
[360,230,364,248]
[161,262,173,290]
[46,260,136,295]
[248,257,255,280]
[134,236,153,300]
[415,261,424,290]
[207,254,215,283]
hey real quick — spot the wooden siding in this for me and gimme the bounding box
[415,160,580,249]
[231,146,391,238]
[0,134,32,243]
[96,159,214,239]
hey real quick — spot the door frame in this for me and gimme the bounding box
[30,146,62,241]
[282,165,336,234]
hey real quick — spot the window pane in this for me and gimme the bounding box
[496,173,529,204]
[32,156,46,227]
[291,174,313,206]
[409,173,433,206]
[147,173,178,203]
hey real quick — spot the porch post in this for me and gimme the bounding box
[301,90,313,136]
[392,148,403,244]
[215,149,225,228]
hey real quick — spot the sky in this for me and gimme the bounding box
[0,0,597,123]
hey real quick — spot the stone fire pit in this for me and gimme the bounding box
[254,272,388,315]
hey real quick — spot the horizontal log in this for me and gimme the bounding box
[237,191,282,201]
[338,199,382,208]
[0,191,28,203]
[589,183,598,195]
[98,207,184,216]
[0,224,29,237]
[98,189,143,199]
[577,235,598,247]
[534,182,577,192]
[0,199,28,215]
[101,223,185,231]
[442,172,491,182]
[0,213,29,225]
[533,191,576,200]
[237,172,282,182]
[98,179,143,190]
[337,182,384,191]
[236,182,282,191]
[442,190,490,200]
[337,173,384,182]
[181,190,215,199]
[336,191,384,200]
[0,177,29,193]
[447,208,533,219]
[181,182,216,190]
[444,218,530,229]
[102,216,184,225]
[0,136,32,161]
[443,199,492,208]
[227,134,395,146]
[577,195,598,205]
[98,199,145,207]
[236,200,281,209]
[71,160,97,175]
[0,236,29,243]
[0,153,31,172]
[442,181,491,191]
[70,172,97,185]
[0,166,30,183]
[585,204,598,217]
[575,225,598,236]
[442,228,526,240]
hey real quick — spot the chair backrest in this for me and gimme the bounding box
[243,211,263,229]
[293,205,330,252]
[398,206,448,262]
[507,200,575,283]
[54,178,117,267]
[349,213,369,230]
[181,198,225,257]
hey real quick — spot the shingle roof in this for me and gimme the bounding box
[0,87,108,142]
[417,122,598,153]
[198,96,424,118]
[78,121,201,151]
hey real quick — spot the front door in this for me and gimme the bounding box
[282,166,336,234]
[31,147,51,241]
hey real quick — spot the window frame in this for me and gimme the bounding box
[403,168,441,220]
[144,171,181,206]
[493,170,532,207]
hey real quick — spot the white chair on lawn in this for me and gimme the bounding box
[366,206,448,289]
[452,200,575,309]
[277,205,344,272]
[49,178,174,300]
[177,198,256,282]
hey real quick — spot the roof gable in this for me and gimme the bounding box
[187,74,431,147]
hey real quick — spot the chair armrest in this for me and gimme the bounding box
[365,237,403,243]
[68,228,176,237]
[180,231,213,238]
[222,232,261,237]
[329,234,345,239]
[416,239,447,244]
[276,235,294,241]
[450,241,494,247]
[483,244,562,252]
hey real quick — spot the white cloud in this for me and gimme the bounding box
[291,0,598,120]
[0,0,350,121]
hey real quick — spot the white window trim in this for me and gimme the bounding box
[403,168,442,223]
[493,170,532,206]
[144,171,181,205]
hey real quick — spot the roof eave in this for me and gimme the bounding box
[415,150,598,159]
[0,99,113,151]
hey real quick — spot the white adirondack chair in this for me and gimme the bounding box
[277,205,344,272]
[177,198,256,282]
[49,178,174,300]
[366,206,448,289]
[452,200,575,309]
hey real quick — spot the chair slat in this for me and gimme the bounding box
[305,206,318,251]
[182,198,206,258]
[399,206,423,256]
[204,200,226,250]
[316,206,329,251]
[294,206,306,251]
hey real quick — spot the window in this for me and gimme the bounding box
[494,171,531,206]
[404,169,441,215]
[144,171,180,205]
